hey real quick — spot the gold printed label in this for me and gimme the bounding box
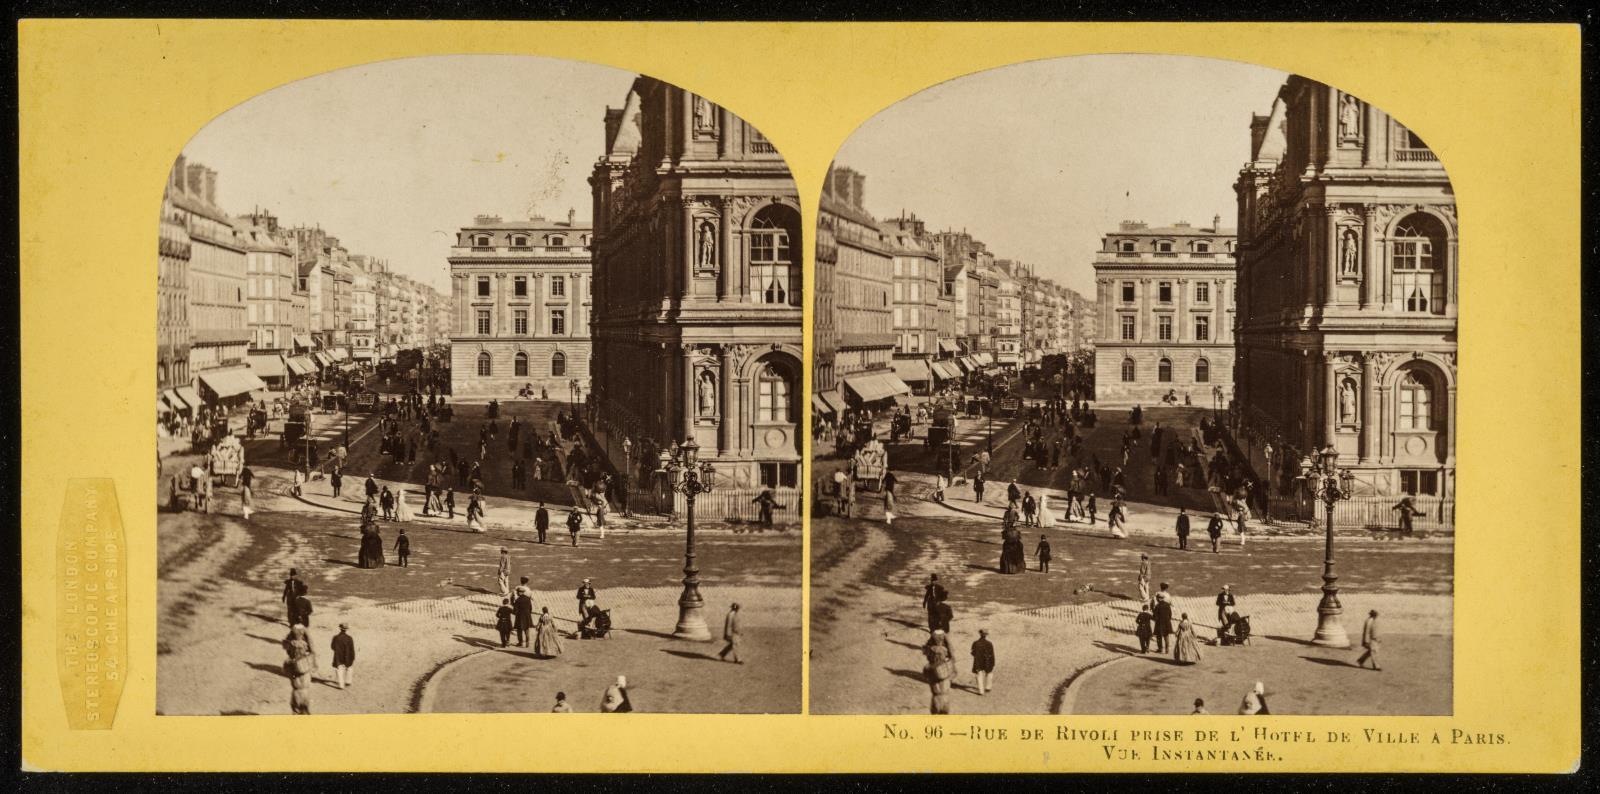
[57,479,126,729]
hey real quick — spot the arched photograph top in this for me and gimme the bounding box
[808,54,1455,717]
[156,54,803,717]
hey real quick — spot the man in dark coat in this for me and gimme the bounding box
[1215,585,1236,627]
[330,623,356,689]
[1207,512,1225,553]
[444,488,456,519]
[393,529,410,567]
[1357,610,1382,670]
[1034,535,1052,572]
[922,575,948,633]
[534,502,549,544]
[513,582,535,647]
[932,593,953,634]
[576,578,597,624]
[365,474,379,501]
[290,585,314,631]
[1152,585,1174,653]
[1006,480,1022,510]
[330,469,343,498]
[281,569,305,624]
[567,508,584,546]
[970,629,996,695]
[1135,604,1155,653]
[1176,507,1191,550]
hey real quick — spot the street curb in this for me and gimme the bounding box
[1052,652,1135,715]
[410,647,494,713]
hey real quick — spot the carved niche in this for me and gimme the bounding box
[1337,93,1363,144]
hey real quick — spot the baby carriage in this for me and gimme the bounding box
[1219,614,1254,646]
[579,606,613,639]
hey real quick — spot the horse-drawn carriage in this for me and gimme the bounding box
[208,435,246,487]
[851,439,889,493]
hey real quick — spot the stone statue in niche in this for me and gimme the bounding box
[1340,227,1360,276]
[1339,94,1361,139]
[696,220,717,270]
[693,95,715,132]
[1339,379,1358,424]
[697,370,717,417]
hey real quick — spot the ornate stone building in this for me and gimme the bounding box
[448,212,592,397]
[589,76,803,490]
[1234,75,1456,501]
[158,162,194,400]
[818,167,903,408]
[1093,218,1237,405]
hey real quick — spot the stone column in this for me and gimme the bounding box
[531,273,544,338]
[1322,352,1338,448]
[681,198,697,296]
[720,346,736,454]
[682,344,696,443]
[1361,204,1377,307]
[452,275,466,335]
[569,273,581,336]
[495,272,508,336]
[1324,205,1340,306]
[1360,353,1377,462]
[1176,277,1188,343]
[1361,102,1375,166]
[1138,278,1151,342]
[718,197,733,301]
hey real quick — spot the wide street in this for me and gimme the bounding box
[158,393,801,715]
[810,399,1452,715]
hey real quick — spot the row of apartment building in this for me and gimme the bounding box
[813,166,1095,417]
[157,155,452,416]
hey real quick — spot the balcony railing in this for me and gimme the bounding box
[1395,148,1439,162]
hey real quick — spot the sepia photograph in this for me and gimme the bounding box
[154,55,804,715]
[809,55,1456,716]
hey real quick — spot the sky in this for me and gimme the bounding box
[832,54,1290,295]
[181,55,638,292]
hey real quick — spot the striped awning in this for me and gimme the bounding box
[293,335,314,350]
[938,339,959,353]
[891,358,933,383]
[286,356,317,376]
[246,353,286,379]
[160,389,191,411]
[931,361,962,381]
[957,357,977,372]
[813,390,846,416]
[313,352,334,367]
[331,348,350,361]
[843,372,912,404]
[198,368,268,400]
[973,352,995,367]
[175,386,201,410]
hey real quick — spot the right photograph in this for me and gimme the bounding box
[809,55,1456,716]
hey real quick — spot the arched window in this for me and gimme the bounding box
[551,351,567,377]
[476,351,492,376]
[1391,213,1446,314]
[1120,358,1136,382]
[514,351,528,377]
[757,360,792,422]
[1158,358,1173,382]
[750,205,801,306]
[1398,369,1434,430]
[1195,358,1210,383]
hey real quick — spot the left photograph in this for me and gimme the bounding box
[155,55,804,715]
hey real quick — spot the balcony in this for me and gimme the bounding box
[1395,148,1439,162]
[451,245,590,258]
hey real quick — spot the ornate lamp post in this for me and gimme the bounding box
[667,438,717,640]
[1309,445,1356,647]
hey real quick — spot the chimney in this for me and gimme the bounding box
[171,154,187,193]
[186,163,207,197]
[1213,213,1222,231]
[851,172,866,210]
[568,208,576,226]
[203,167,218,206]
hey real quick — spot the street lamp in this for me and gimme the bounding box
[1309,445,1356,647]
[667,438,717,641]
[1211,385,1223,424]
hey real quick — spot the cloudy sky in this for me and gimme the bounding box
[180,55,637,291]
[832,54,1289,295]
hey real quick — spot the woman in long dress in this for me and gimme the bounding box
[394,488,414,522]
[1037,494,1057,528]
[923,630,955,715]
[282,624,316,714]
[1173,613,1203,664]
[534,606,564,658]
[357,522,384,568]
[466,492,486,532]
[998,527,1026,574]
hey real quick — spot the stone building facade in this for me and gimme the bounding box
[237,210,297,353]
[171,159,252,383]
[589,76,803,490]
[1234,76,1456,500]
[157,164,194,395]
[1093,218,1237,406]
[448,213,592,397]
[819,167,900,406]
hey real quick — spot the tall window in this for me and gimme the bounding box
[476,310,491,335]
[1195,282,1210,303]
[476,351,492,376]
[1158,315,1173,341]
[513,310,528,335]
[1195,358,1210,382]
[750,206,800,305]
[1120,358,1136,382]
[1194,315,1210,341]
[514,277,527,297]
[1158,358,1173,382]
[1120,316,1135,340]
[1121,282,1135,303]
[551,351,567,377]
[550,276,565,297]
[514,352,528,377]
[550,309,565,336]
[1398,370,1434,430]
[757,362,791,422]
[1392,214,1445,314]
[1158,282,1172,303]
[477,276,490,297]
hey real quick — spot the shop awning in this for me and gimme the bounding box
[331,348,350,361]
[160,389,191,412]
[286,356,317,376]
[293,335,314,350]
[974,352,995,367]
[891,358,933,383]
[813,390,846,417]
[938,339,959,354]
[957,357,977,372]
[932,361,962,381]
[246,353,286,379]
[843,372,912,404]
[175,386,201,410]
[198,368,268,400]
[313,352,334,367]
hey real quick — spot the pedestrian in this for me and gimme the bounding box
[535,502,550,543]
[1107,497,1127,538]
[1021,493,1036,527]
[497,548,511,598]
[933,591,954,633]
[394,528,410,567]
[1238,681,1270,715]
[1138,553,1152,605]
[1174,613,1203,665]
[1037,493,1056,528]
[923,630,955,714]
[394,488,414,522]
[282,624,315,715]
[595,498,609,539]
[494,598,514,648]
[718,603,744,664]
[467,490,486,532]
[883,488,897,526]
[1153,587,1174,653]
[330,622,355,690]
[1034,535,1051,572]
[380,486,395,520]
[970,628,995,695]
[551,692,572,713]
[365,474,378,501]
[751,489,780,527]
[1086,492,1097,525]
[601,675,633,713]
[1135,603,1155,653]
[973,471,986,505]
[239,465,255,520]
[1356,610,1382,670]
[576,578,597,624]
[511,459,524,489]
[1207,512,1225,553]
[281,568,305,623]
[534,606,564,658]
[1215,585,1236,626]
[513,581,535,647]
[1192,698,1208,715]
[567,508,583,546]
[1176,507,1191,550]
[1007,479,1021,510]
[922,575,947,633]
[1235,509,1249,548]
[1392,496,1420,535]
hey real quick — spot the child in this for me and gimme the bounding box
[1034,535,1052,573]
[394,529,410,567]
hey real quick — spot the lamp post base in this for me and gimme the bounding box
[1311,585,1350,648]
[673,588,712,641]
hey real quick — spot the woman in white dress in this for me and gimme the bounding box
[1037,493,1056,528]
[394,488,415,522]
